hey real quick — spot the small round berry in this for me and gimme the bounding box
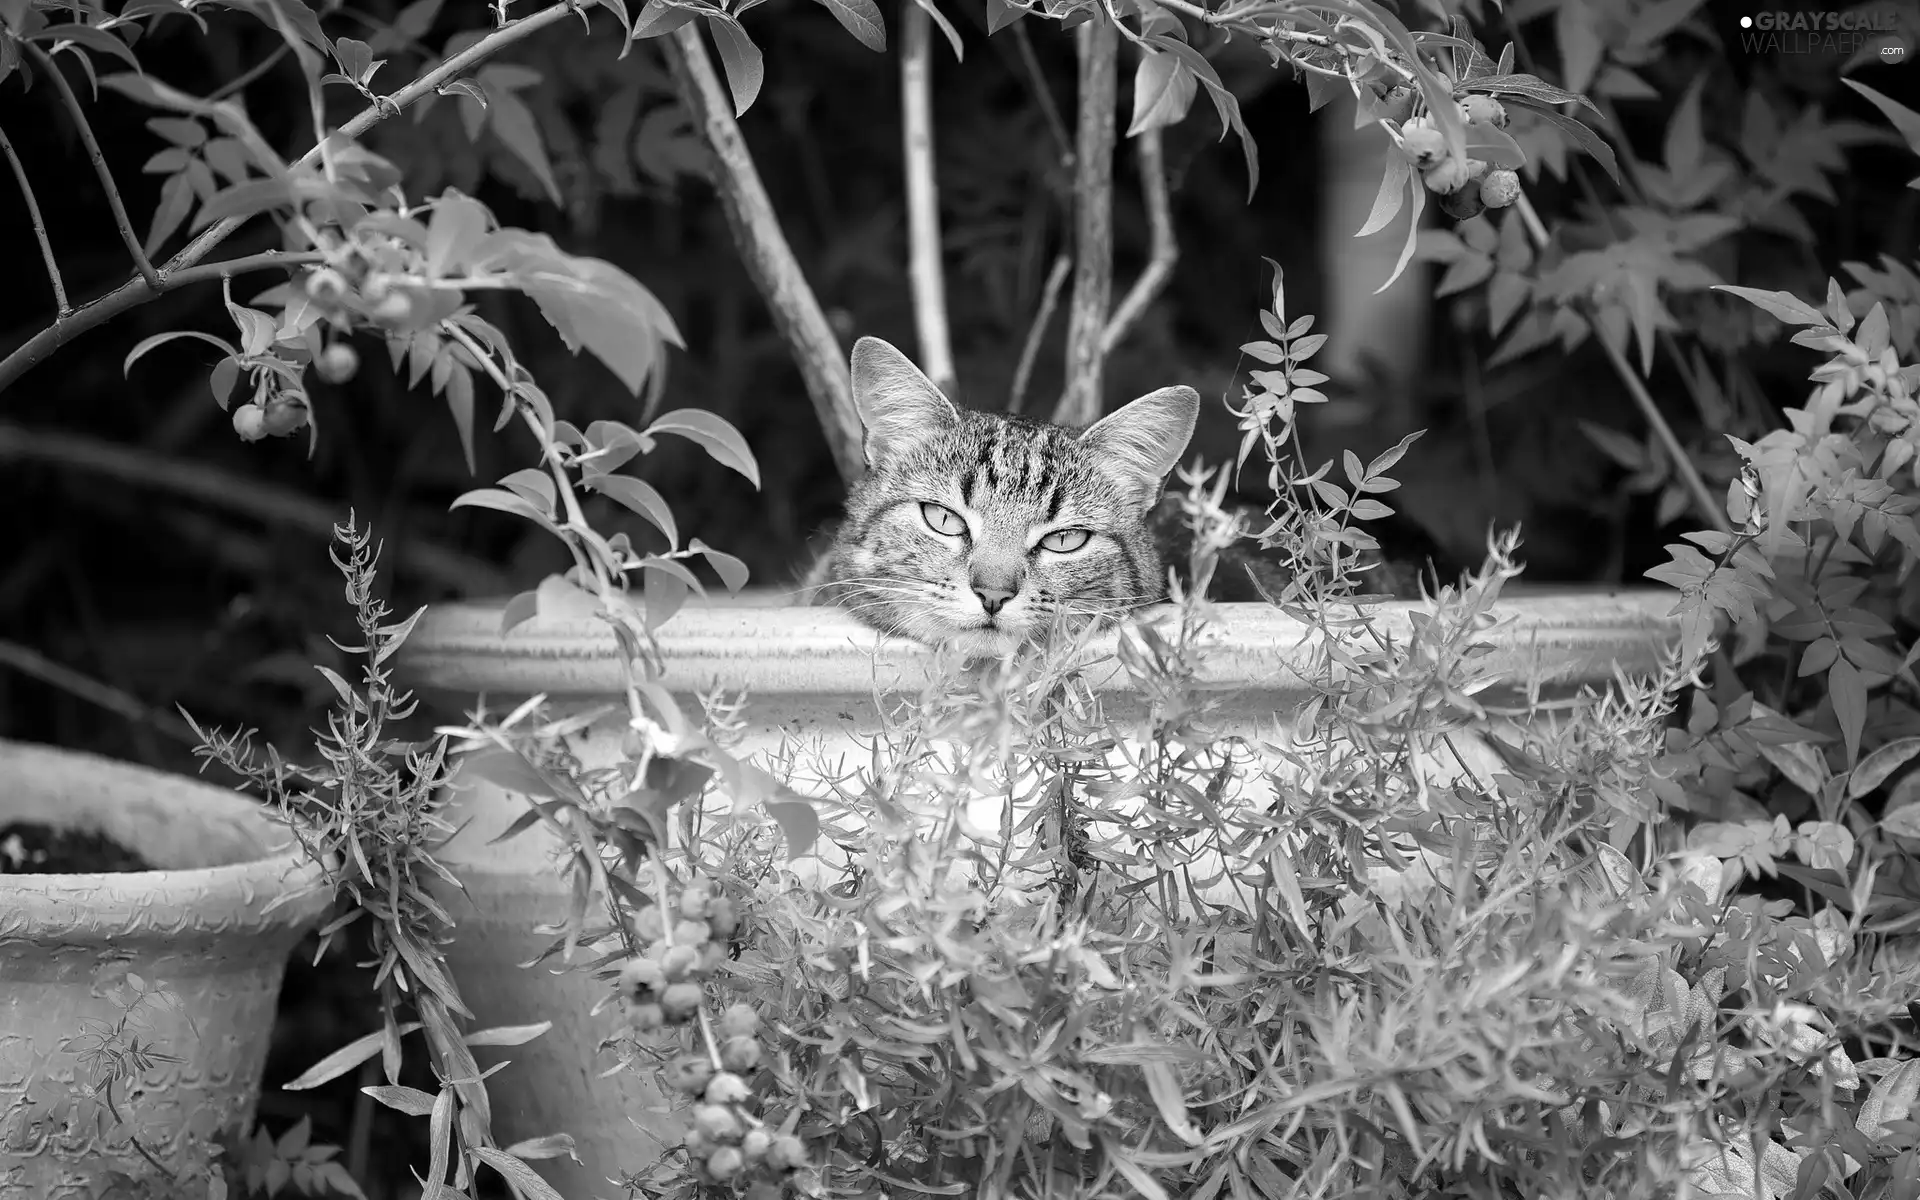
[368,291,413,325]
[1422,156,1472,195]
[231,404,268,442]
[261,395,309,437]
[741,1128,773,1161]
[632,906,667,944]
[698,943,729,976]
[1479,168,1521,209]
[1438,186,1487,221]
[720,1035,762,1072]
[719,1003,760,1039]
[666,1055,715,1095]
[1400,125,1447,170]
[1463,158,1490,182]
[694,1104,743,1143]
[706,1146,745,1182]
[619,957,666,1000]
[304,268,348,306]
[314,343,359,384]
[705,897,739,937]
[766,1134,807,1171]
[360,274,392,303]
[1459,94,1509,127]
[679,883,713,921]
[660,982,704,1022]
[704,1072,751,1105]
[682,1127,709,1155]
[660,944,703,983]
[673,919,712,947]
[626,1002,666,1033]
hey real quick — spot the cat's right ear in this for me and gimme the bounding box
[851,337,960,468]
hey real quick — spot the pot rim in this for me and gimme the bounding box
[1,739,332,940]
[394,588,1684,699]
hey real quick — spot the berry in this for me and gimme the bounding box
[261,395,309,437]
[720,1035,762,1072]
[314,343,359,384]
[368,291,413,325]
[698,943,729,976]
[1459,94,1509,128]
[627,1002,665,1033]
[1479,168,1521,209]
[705,1072,751,1105]
[705,1146,745,1182]
[1400,125,1446,170]
[682,1128,708,1155]
[304,268,347,306]
[766,1134,807,1171]
[719,1003,760,1039]
[666,1055,714,1095]
[741,1129,773,1161]
[619,957,666,1000]
[360,274,391,303]
[632,905,667,943]
[231,404,268,442]
[705,897,739,937]
[1438,186,1487,221]
[673,919,712,947]
[693,1104,743,1143]
[679,883,713,920]
[660,982,704,1022]
[660,944,702,983]
[1422,156,1472,195]
[1464,158,1490,182]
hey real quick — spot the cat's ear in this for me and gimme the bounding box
[1079,385,1200,499]
[851,337,960,468]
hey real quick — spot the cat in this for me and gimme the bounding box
[807,337,1201,657]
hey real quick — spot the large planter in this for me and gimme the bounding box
[397,588,1684,1198]
[0,740,332,1200]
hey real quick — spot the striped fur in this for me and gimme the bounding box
[811,337,1200,656]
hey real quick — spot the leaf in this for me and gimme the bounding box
[1128,48,1196,137]
[1376,170,1427,294]
[704,14,763,116]
[1507,101,1621,185]
[503,1134,581,1163]
[586,473,679,547]
[481,79,562,206]
[691,538,750,592]
[813,0,884,51]
[1883,797,1920,839]
[332,36,374,83]
[1713,284,1826,326]
[450,486,558,531]
[1355,141,1410,237]
[1793,821,1854,872]
[124,330,236,376]
[30,23,143,74]
[144,171,197,257]
[764,798,820,861]
[455,745,561,799]
[1830,657,1868,765]
[1849,736,1920,798]
[1844,79,1920,159]
[984,0,1022,34]
[499,588,539,636]
[908,0,963,59]
[630,0,699,39]
[191,178,295,229]
[1141,1060,1201,1145]
[464,1021,553,1047]
[426,191,491,276]
[1857,1059,1920,1139]
[283,1024,420,1090]
[364,1084,439,1117]
[473,1148,566,1200]
[646,409,761,487]
[1099,1137,1172,1200]
[1143,33,1257,199]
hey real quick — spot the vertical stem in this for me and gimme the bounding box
[1009,253,1072,415]
[1101,124,1176,355]
[663,24,865,486]
[24,42,161,289]
[1054,17,1118,427]
[901,5,956,396]
[0,123,68,316]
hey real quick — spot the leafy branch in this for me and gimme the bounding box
[0,122,64,316]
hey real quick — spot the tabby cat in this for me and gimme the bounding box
[807,337,1201,657]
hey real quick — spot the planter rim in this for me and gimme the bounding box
[1,739,332,942]
[395,588,1684,699]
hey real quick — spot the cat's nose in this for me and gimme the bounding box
[972,585,1016,615]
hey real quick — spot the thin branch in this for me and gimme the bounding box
[1101,124,1176,356]
[209,43,291,102]
[24,41,161,290]
[0,419,513,596]
[1053,17,1119,427]
[1009,253,1072,415]
[0,123,67,317]
[0,638,200,746]
[1011,20,1074,164]
[0,2,580,399]
[1513,192,1729,535]
[0,250,324,395]
[662,24,864,486]
[901,4,956,396]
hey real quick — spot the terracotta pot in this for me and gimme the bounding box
[396,589,1684,1197]
[0,740,332,1199]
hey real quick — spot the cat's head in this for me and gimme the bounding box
[826,336,1200,657]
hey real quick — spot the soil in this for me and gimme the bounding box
[0,821,157,874]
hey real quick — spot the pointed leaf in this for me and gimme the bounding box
[813,0,885,51]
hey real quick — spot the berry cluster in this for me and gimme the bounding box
[618,878,805,1195]
[1396,94,1521,223]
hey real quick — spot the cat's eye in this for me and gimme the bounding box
[1039,528,1092,554]
[920,502,967,537]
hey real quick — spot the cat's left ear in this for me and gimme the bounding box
[1079,386,1201,500]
